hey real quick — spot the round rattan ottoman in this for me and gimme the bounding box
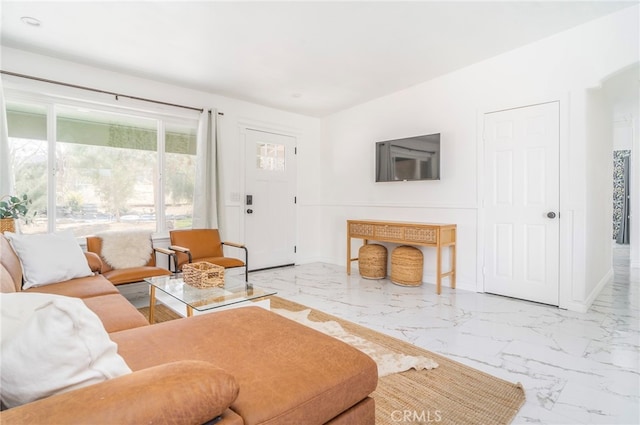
[391,245,423,286]
[358,244,387,279]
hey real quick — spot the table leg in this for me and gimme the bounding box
[186,305,193,317]
[451,243,457,289]
[436,243,442,295]
[148,285,156,324]
[347,234,351,275]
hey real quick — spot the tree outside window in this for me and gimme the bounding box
[6,101,197,236]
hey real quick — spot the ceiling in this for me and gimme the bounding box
[0,1,637,117]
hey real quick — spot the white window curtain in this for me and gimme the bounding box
[192,108,223,229]
[0,79,13,197]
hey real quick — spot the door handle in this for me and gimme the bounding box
[546,211,557,219]
[246,209,253,214]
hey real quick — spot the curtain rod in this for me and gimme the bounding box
[1,70,204,113]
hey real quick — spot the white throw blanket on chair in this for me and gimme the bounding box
[97,230,153,269]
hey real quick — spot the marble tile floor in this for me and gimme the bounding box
[119,245,639,425]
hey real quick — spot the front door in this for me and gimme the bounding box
[483,102,560,305]
[244,129,296,271]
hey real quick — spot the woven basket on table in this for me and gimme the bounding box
[358,244,387,279]
[391,245,423,286]
[183,262,225,288]
[0,219,15,234]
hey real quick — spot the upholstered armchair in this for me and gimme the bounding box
[86,232,172,285]
[168,229,248,281]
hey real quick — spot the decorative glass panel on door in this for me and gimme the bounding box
[256,143,285,172]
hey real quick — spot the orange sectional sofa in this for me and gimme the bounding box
[0,234,378,424]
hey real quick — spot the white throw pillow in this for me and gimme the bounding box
[0,292,132,408]
[5,230,92,289]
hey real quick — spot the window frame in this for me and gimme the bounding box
[5,88,200,237]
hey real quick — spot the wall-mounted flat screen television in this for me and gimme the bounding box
[375,133,440,182]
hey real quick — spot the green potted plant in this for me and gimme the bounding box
[0,194,32,233]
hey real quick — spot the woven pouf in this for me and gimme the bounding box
[391,245,424,286]
[358,244,387,279]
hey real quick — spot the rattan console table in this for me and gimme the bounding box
[346,219,456,294]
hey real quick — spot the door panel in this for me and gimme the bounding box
[244,129,296,270]
[484,102,560,305]
[494,151,513,205]
[495,224,513,278]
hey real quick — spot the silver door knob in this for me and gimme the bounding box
[547,212,556,219]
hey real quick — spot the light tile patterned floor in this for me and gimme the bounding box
[249,246,638,425]
[120,245,639,424]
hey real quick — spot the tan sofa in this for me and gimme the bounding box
[0,235,378,424]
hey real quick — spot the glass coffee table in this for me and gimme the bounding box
[144,274,276,323]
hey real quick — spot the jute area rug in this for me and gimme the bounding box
[138,297,525,425]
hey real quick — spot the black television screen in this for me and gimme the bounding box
[376,133,440,182]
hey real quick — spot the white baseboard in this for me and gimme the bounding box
[562,268,613,313]
[295,256,336,265]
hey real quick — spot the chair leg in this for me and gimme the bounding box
[170,253,178,273]
[154,248,178,274]
[244,248,249,282]
[167,252,178,273]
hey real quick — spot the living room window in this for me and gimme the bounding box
[5,99,198,236]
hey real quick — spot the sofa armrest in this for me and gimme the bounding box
[0,361,239,425]
[84,251,103,274]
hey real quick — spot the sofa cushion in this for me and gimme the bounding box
[5,231,92,289]
[23,274,119,299]
[0,361,240,425]
[0,235,23,292]
[1,264,17,293]
[0,292,131,408]
[82,294,149,333]
[110,307,378,425]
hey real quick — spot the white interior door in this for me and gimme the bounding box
[483,102,560,305]
[244,129,296,271]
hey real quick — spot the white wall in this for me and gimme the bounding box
[1,6,638,307]
[584,87,614,301]
[318,6,639,309]
[0,47,323,258]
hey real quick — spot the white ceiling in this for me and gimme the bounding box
[1,1,637,117]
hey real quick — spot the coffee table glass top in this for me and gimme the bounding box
[144,274,276,312]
